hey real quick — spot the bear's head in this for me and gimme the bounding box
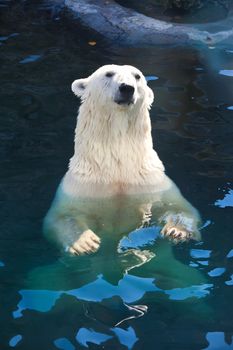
[71,64,154,111]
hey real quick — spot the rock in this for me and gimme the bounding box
[64,0,233,46]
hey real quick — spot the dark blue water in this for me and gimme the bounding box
[0,4,233,350]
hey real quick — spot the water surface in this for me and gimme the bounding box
[0,3,233,349]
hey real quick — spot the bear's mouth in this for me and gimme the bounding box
[114,98,135,106]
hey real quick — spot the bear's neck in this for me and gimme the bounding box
[68,102,164,186]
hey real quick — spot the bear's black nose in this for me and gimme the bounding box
[119,83,135,97]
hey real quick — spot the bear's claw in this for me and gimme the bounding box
[161,224,192,243]
[68,229,101,255]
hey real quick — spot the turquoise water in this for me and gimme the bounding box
[0,4,233,349]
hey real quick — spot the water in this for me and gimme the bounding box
[117,0,231,23]
[0,3,233,350]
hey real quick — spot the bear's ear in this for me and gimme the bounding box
[71,78,89,97]
[147,86,154,108]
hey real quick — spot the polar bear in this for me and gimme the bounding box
[44,64,201,256]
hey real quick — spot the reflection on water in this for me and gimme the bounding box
[219,70,233,77]
[145,75,159,82]
[227,249,233,258]
[0,2,233,349]
[190,249,212,259]
[208,267,226,277]
[225,275,233,286]
[76,329,112,348]
[14,274,212,318]
[76,326,138,349]
[54,338,75,350]
[54,337,75,350]
[9,335,23,348]
[203,332,233,350]
[215,188,233,208]
[20,54,42,64]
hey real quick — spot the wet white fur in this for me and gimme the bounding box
[62,64,167,197]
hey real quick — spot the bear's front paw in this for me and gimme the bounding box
[68,229,101,255]
[161,224,192,243]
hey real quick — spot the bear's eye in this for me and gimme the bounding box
[135,73,141,80]
[105,72,115,78]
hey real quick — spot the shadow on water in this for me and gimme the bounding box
[0,2,233,349]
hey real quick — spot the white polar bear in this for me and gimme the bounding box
[44,64,201,255]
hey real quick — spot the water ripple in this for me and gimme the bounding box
[9,335,22,348]
[203,332,233,349]
[215,189,233,208]
[208,268,226,277]
[219,70,233,77]
[54,338,75,350]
